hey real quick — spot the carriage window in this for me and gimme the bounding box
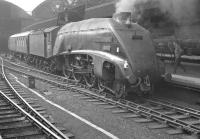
[22,37,24,47]
[47,33,51,42]
[23,37,26,47]
[21,37,23,46]
[19,38,21,46]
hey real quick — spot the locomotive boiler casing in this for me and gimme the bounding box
[53,18,162,91]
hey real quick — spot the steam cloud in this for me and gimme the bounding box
[160,0,198,23]
[115,0,138,13]
[115,0,150,14]
[115,0,199,24]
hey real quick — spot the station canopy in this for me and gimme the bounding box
[4,0,47,14]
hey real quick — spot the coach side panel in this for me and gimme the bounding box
[29,32,46,57]
[8,37,16,52]
[15,36,29,54]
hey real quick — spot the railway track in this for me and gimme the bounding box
[3,57,200,138]
[0,58,71,139]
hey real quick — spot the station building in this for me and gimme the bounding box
[23,0,115,31]
[0,0,33,52]
[29,0,200,40]
[2,0,199,52]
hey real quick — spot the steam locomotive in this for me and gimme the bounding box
[8,12,164,98]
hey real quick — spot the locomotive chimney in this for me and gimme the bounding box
[113,12,132,25]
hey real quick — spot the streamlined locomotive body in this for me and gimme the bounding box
[8,13,164,98]
[53,17,163,97]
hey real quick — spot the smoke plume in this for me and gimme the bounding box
[115,0,146,14]
[116,0,135,13]
[115,0,199,24]
[159,0,198,23]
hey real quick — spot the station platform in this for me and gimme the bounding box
[157,53,200,60]
[169,74,200,90]
[158,54,200,90]
[157,53,200,63]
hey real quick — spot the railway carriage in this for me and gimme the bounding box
[8,31,32,59]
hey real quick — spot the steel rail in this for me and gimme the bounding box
[3,58,72,82]
[146,98,200,118]
[152,98,200,113]
[164,79,200,93]
[0,58,69,139]
[4,62,200,136]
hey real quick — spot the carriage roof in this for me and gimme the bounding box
[10,31,33,38]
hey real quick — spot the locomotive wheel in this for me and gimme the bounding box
[98,78,106,92]
[73,72,83,83]
[62,65,73,79]
[71,56,84,83]
[84,71,96,88]
[145,84,154,97]
[50,63,56,73]
[114,82,126,99]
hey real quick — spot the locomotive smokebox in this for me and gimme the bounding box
[113,12,131,25]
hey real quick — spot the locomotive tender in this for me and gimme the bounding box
[8,12,164,98]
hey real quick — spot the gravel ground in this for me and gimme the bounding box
[7,71,194,139]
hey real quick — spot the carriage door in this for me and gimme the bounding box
[46,32,52,57]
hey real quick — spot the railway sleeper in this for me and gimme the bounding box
[0,117,25,124]
[0,120,32,130]
[1,126,43,139]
